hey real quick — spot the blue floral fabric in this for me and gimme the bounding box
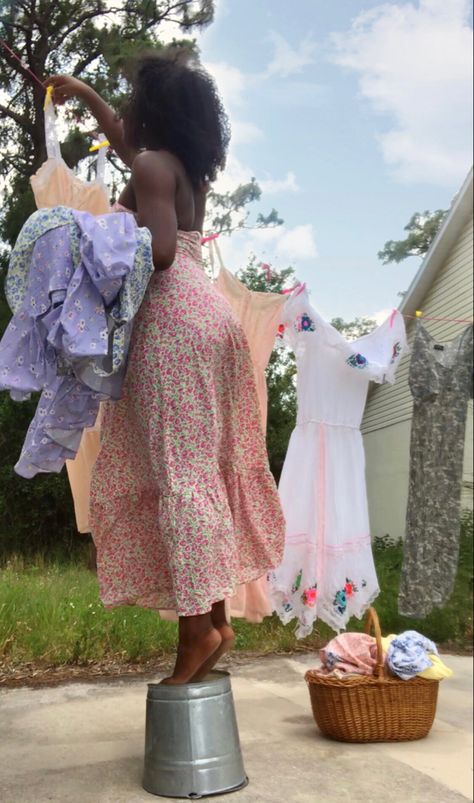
[6,207,79,314]
[386,630,438,680]
[0,207,153,477]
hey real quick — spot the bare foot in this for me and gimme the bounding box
[161,626,222,685]
[191,622,235,682]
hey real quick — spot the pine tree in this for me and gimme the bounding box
[378,210,447,265]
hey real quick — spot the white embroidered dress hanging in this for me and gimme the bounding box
[269,289,407,635]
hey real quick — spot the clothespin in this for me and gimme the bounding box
[43,84,53,110]
[415,310,423,318]
[89,139,110,152]
[389,309,397,328]
[260,262,273,282]
[201,232,220,245]
[281,281,302,295]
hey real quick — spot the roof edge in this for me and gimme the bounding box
[399,167,473,314]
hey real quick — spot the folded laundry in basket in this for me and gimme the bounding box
[318,632,378,676]
[382,633,453,681]
[313,629,453,681]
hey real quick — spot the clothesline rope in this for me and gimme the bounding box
[1,58,473,328]
[195,235,474,326]
[0,38,46,90]
[403,313,473,324]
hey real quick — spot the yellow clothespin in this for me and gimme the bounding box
[43,84,53,110]
[415,310,423,318]
[89,139,110,152]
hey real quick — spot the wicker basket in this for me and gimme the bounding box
[305,607,439,743]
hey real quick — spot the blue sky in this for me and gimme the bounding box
[185,0,473,321]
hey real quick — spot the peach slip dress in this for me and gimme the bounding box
[210,239,286,621]
[89,231,285,616]
[211,240,286,431]
[29,99,110,533]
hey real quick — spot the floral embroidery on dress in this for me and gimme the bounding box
[292,569,303,593]
[282,597,293,613]
[346,353,368,369]
[334,589,347,615]
[333,577,362,615]
[302,584,318,607]
[294,313,315,333]
[344,579,359,597]
[390,341,402,364]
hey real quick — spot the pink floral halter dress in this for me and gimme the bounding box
[90,231,285,616]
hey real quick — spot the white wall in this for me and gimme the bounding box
[364,419,411,541]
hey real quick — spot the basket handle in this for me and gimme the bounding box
[364,607,386,680]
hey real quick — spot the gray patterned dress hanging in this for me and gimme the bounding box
[399,323,473,618]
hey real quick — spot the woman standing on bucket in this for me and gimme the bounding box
[46,50,285,684]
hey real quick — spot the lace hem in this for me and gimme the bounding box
[269,582,380,637]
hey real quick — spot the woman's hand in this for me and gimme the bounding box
[44,75,93,105]
[44,75,137,168]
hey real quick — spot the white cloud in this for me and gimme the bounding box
[216,223,318,275]
[231,120,264,145]
[260,79,326,108]
[204,63,264,145]
[271,224,318,260]
[214,155,298,197]
[213,154,254,194]
[264,31,317,78]
[259,171,299,195]
[205,61,246,107]
[331,0,473,186]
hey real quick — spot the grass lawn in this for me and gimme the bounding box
[0,516,472,672]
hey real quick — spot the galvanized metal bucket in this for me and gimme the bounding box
[143,671,248,799]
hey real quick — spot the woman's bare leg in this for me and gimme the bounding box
[162,613,221,684]
[191,600,235,681]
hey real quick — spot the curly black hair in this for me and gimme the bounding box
[123,49,230,187]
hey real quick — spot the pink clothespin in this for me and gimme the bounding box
[389,309,397,328]
[201,232,220,245]
[260,262,273,281]
[281,281,302,295]
[294,282,306,297]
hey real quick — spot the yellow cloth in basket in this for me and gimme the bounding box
[381,635,453,680]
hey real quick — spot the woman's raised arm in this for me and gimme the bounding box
[44,75,137,168]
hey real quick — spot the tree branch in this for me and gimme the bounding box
[107,153,130,180]
[0,102,34,132]
[72,50,102,77]
[50,7,121,51]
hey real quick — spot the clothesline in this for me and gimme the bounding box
[403,312,473,324]
[0,57,472,333]
[0,38,46,90]
[202,236,474,326]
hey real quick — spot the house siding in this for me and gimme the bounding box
[363,213,473,541]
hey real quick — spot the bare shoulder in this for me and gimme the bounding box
[131,150,177,192]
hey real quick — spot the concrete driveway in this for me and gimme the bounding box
[0,654,472,803]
